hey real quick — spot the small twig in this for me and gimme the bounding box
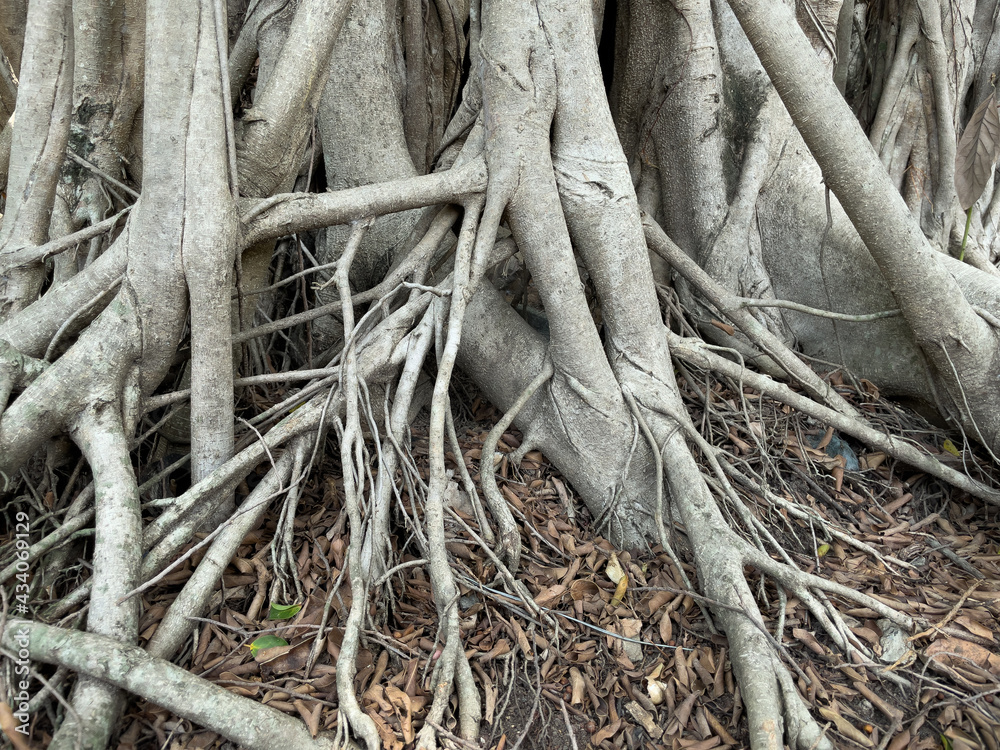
[118,482,290,604]
[560,699,580,750]
[372,558,428,588]
[446,507,549,624]
[738,296,901,322]
[510,630,542,750]
[923,537,985,579]
[911,581,982,641]
[66,150,140,199]
[424,721,481,750]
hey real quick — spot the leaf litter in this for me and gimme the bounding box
[17,366,1000,750]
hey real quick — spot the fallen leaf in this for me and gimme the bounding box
[818,707,874,746]
[926,637,1000,674]
[591,717,623,745]
[605,553,626,584]
[953,615,995,642]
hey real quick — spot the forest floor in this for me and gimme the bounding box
[8,364,1000,750]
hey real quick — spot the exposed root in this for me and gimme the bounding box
[666,329,1000,505]
[333,220,381,750]
[481,359,553,573]
[0,340,47,423]
[1,620,354,750]
[623,388,713,629]
[644,213,857,418]
[445,404,493,544]
[47,405,140,750]
[269,439,310,603]
[642,384,862,749]
[145,443,300,660]
[415,196,484,748]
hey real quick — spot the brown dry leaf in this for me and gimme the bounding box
[385,685,415,743]
[218,671,258,697]
[533,583,566,607]
[647,589,674,615]
[484,679,497,724]
[667,690,700,734]
[677,739,721,750]
[859,451,886,470]
[569,579,605,603]
[508,618,534,660]
[675,651,691,692]
[956,90,1000,210]
[659,607,673,643]
[619,618,643,664]
[501,485,524,511]
[368,709,402,750]
[256,639,313,675]
[710,319,735,336]
[851,626,881,648]
[817,707,874,747]
[886,729,910,750]
[363,684,393,713]
[293,700,321,738]
[729,427,753,454]
[478,638,511,662]
[703,707,737,745]
[944,727,986,750]
[926,636,1000,674]
[953,615,995,641]
[832,464,844,492]
[793,628,827,656]
[590,717,623,745]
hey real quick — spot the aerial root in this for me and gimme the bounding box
[697,553,840,750]
[480,359,554,573]
[370,308,436,582]
[745,539,912,627]
[682,419,912,662]
[413,195,485,749]
[415,601,480,750]
[641,379,899,749]
[44,406,141,750]
[624,388,715,629]
[643,214,857,417]
[446,406,494,544]
[334,220,382,750]
[773,660,835,750]
[0,339,47,422]
[270,438,311,603]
